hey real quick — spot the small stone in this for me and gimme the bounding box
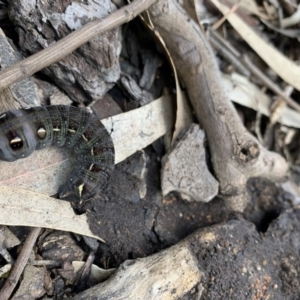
[161,124,219,202]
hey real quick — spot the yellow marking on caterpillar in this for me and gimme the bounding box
[53,128,60,132]
[82,134,88,141]
[78,183,85,199]
[91,148,94,156]
[68,129,76,133]
[89,164,94,171]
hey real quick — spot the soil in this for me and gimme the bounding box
[83,145,297,274]
[83,146,226,266]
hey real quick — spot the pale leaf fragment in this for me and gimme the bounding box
[217,0,269,19]
[281,4,300,28]
[72,261,115,283]
[0,187,104,241]
[142,14,193,146]
[223,73,300,128]
[111,95,174,163]
[0,148,73,196]
[210,0,300,92]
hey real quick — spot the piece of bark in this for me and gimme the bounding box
[38,231,85,263]
[148,0,288,212]
[119,73,154,106]
[139,48,163,90]
[91,93,123,120]
[8,0,122,104]
[162,124,219,202]
[0,227,41,300]
[0,29,40,110]
[11,265,46,300]
[72,207,300,299]
[0,0,158,95]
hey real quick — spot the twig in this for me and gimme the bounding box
[212,1,241,30]
[74,251,96,293]
[209,29,241,58]
[0,0,157,92]
[0,227,41,300]
[209,33,250,77]
[242,54,300,112]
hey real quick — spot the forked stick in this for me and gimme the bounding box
[148,1,288,212]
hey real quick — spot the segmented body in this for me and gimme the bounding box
[0,105,115,201]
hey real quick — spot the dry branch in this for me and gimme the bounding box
[148,1,288,212]
[0,0,157,92]
[72,243,202,299]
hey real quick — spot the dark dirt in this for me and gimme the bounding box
[83,142,297,278]
[84,145,232,267]
[187,208,300,300]
[78,154,300,299]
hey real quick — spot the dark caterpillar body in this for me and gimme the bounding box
[0,105,115,201]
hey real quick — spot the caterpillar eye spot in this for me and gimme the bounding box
[0,113,6,119]
[37,127,46,139]
[10,136,23,150]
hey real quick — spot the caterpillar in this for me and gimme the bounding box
[0,105,115,201]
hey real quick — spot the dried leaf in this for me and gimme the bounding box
[281,4,300,28]
[0,148,73,196]
[210,0,300,92]
[111,95,174,163]
[141,13,193,146]
[72,261,115,283]
[0,186,103,241]
[223,73,300,128]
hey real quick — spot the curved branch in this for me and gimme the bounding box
[148,1,288,212]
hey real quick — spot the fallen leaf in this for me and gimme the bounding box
[72,261,115,283]
[224,72,300,128]
[0,186,104,241]
[210,0,300,92]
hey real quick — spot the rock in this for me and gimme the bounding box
[161,124,219,202]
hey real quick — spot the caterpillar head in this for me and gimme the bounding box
[0,110,37,162]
